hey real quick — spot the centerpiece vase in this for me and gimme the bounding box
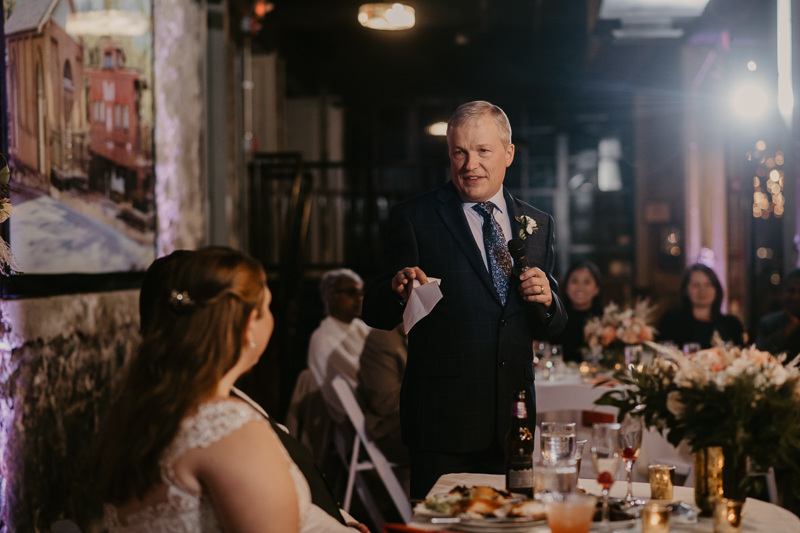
[694,447,748,516]
[693,447,724,516]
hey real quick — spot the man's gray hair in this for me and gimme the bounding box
[320,268,364,315]
[447,101,512,147]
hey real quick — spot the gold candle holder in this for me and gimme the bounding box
[642,502,671,533]
[649,464,676,500]
[713,498,745,533]
[694,446,725,516]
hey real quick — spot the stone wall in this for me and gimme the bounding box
[0,0,208,530]
[0,292,139,532]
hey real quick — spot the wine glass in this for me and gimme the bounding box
[591,423,621,533]
[618,412,643,503]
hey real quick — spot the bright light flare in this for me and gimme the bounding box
[358,3,415,31]
[425,122,448,136]
[747,61,757,71]
[731,83,769,120]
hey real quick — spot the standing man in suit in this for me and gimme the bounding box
[362,101,567,498]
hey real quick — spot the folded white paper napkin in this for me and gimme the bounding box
[403,278,442,333]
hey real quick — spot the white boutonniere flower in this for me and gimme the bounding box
[515,215,538,240]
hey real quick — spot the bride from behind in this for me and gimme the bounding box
[95,248,351,532]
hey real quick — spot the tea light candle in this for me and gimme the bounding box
[649,464,676,500]
[714,498,745,533]
[642,502,671,533]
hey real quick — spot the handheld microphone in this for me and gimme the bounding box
[508,238,548,322]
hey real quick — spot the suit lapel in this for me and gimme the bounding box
[436,183,501,304]
[503,188,536,317]
[504,188,543,270]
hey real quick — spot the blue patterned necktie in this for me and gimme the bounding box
[472,202,513,305]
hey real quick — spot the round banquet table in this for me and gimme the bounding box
[408,472,800,532]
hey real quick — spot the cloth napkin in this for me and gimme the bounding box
[403,278,442,333]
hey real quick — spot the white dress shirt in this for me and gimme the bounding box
[462,187,513,273]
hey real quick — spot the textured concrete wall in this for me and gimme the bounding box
[0,0,208,530]
[154,0,208,255]
[0,292,139,532]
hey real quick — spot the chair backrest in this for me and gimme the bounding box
[332,375,413,523]
[285,368,333,466]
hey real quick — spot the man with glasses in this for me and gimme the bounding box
[307,269,371,421]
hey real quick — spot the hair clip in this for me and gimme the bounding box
[169,290,195,308]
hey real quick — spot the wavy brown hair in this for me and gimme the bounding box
[94,247,267,505]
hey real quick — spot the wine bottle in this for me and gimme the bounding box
[505,390,534,497]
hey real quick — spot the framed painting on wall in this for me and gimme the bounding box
[1,0,155,297]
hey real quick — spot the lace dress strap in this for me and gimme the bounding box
[161,400,266,480]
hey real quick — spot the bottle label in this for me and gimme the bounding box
[515,401,527,419]
[507,467,533,489]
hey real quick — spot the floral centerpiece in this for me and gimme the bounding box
[583,300,657,367]
[596,336,800,503]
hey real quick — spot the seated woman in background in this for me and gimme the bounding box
[658,263,744,350]
[95,248,355,533]
[551,261,603,363]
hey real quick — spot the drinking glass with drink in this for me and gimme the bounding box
[619,411,643,503]
[542,493,597,533]
[591,423,622,533]
[541,422,577,463]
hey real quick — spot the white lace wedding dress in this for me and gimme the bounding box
[104,400,352,532]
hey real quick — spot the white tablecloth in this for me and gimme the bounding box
[411,473,800,532]
[534,376,621,414]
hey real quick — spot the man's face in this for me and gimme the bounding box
[328,278,363,323]
[448,115,515,203]
[783,277,800,318]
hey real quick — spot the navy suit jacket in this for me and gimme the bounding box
[362,181,567,453]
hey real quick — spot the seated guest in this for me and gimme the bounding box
[658,263,743,350]
[307,269,371,419]
[137,250,364,530]
[756,269,800,360]
[550,261,603,363]
[95,248,357,533]
[357,325,409,465]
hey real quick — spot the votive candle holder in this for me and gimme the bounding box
[642,502,671,533]
[714,498,745,533]
[649,464,676,500]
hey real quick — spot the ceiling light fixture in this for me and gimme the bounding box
[66,10,150,36]
[358,3,415,31]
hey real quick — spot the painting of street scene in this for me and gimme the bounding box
[4,0,155,273]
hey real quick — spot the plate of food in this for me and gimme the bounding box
[413,486,547,532]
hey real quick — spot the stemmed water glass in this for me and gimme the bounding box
[591,423,621,533]
[619,412,643,503]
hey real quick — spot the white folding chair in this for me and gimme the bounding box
[332,375,412,524]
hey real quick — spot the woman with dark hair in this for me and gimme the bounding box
[95,248,354,533]
[551,261,603,363]
[657,263,744,349]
